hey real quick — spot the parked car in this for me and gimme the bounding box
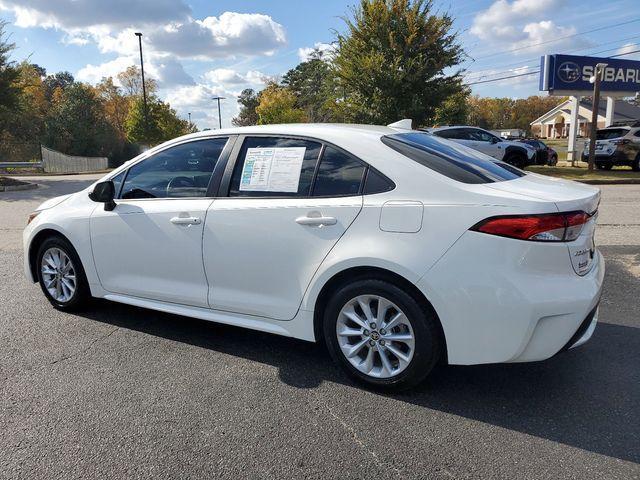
[424,126,537,168]
[581,125,640,170]
[517,139,558,166]
[24,124,603,390]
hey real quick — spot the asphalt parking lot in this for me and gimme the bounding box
[1,175,638,479]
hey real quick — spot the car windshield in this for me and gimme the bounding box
[381,132,526,184]
[596,128,628,140]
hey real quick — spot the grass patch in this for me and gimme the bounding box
[0,176,29,187]
[528,165,640,182]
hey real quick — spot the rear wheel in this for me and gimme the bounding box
[597,163,613,170]
[323,279,441,391]
[36,236,90,311]
[632,155,640,172]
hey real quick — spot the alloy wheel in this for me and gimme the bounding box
[336,294,415,378]
[41,247,76,303]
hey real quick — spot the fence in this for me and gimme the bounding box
[40,146,108,174]
[0,144,108,173]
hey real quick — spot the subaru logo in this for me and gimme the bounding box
[557,62,580,83]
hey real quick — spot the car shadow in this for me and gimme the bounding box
[75,246,639,464]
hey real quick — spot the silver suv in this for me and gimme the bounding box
[424,126,536,168]
[581,125,640,171]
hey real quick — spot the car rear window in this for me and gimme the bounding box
[596,128,628,140]
[381,132,525,184]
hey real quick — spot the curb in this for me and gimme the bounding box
[0,182,39,192]
[576,179,640,185]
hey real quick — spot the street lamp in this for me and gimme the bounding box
[212,96,226,129]
[134,32,149,138]
[587,63,607,172]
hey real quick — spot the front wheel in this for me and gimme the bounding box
[323,279,441,391]
[36,236,91,311]
[632,155,640,172]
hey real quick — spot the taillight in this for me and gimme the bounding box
[471,211,591,242]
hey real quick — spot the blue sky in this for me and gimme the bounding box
[2,0,640,128]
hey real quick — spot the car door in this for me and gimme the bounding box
[90,137,232,307]
[468,128,504,159]
[203,136,366,320]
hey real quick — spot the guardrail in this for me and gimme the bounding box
[0,162,44,169]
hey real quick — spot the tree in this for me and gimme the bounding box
[432,87,469,126]
[333,0,464,126]
[0,21,20,113]
[117,65,157,97]
[233,88,260,126]
[44,82,118,157]
[125,96,191,144]
[255,83,307,124]
[281,48,336,122]
[95,77,130,139]
[43,71,75,100]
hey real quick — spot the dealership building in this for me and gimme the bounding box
[530,98,640,139]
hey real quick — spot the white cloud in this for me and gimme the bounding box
[149,12,286,60]
[0,0,190,29]
[164,84,239,129]
[469,0,592,55]
[76,54,194,88]
[203,68,271,86]
[616,43,640,61]
[297,42,334,62]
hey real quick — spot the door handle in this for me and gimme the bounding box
[170,216,202,225]
[295,215,337,227]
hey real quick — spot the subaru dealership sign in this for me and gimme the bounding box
[540,54,640,95]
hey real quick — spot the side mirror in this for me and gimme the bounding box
[89,180,116,211]
[490,137,501,144]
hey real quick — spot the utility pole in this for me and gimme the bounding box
[134,32,149,139]
[212,96,225,129]
[587,63,607,172]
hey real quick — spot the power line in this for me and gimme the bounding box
[464,49,640,86]
[464,33,640,78]
[464,40,640,84]
[467,17,640,62]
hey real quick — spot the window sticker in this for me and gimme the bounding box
[239,147,306,192]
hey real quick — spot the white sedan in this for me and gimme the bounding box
[24,124,604,390]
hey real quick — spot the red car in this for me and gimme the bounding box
[518,139,558,166]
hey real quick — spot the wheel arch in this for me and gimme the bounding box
[28,228,75,283]
[312,265,448,363]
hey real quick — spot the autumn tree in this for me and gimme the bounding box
[117,65,157,97]
[255,83,307,124]
[333,0,464,125]
[0,21,20,117]
[233,88,260,126]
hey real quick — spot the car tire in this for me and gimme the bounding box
[505,152,527,169]
[549,154,558,166]
[597,164,613,170]
[632,155,640,172]
[323,278,441,391]
[36,236,91,311]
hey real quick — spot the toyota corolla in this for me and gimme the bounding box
[24,123,604,390]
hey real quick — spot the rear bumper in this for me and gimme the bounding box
[417,231,605,365]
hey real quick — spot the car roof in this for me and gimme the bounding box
[179,123,398,143]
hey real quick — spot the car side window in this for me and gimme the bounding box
[435,128,463,140]
[468,129,494,142]
[110,170,126,197]
[229,137,322,197]
[312,146,366,197]
[119,138,227,199]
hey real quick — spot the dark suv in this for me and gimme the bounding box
[517,139,558,166]
[581,125,640,170]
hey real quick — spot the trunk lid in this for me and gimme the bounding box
[485,172,600,276]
